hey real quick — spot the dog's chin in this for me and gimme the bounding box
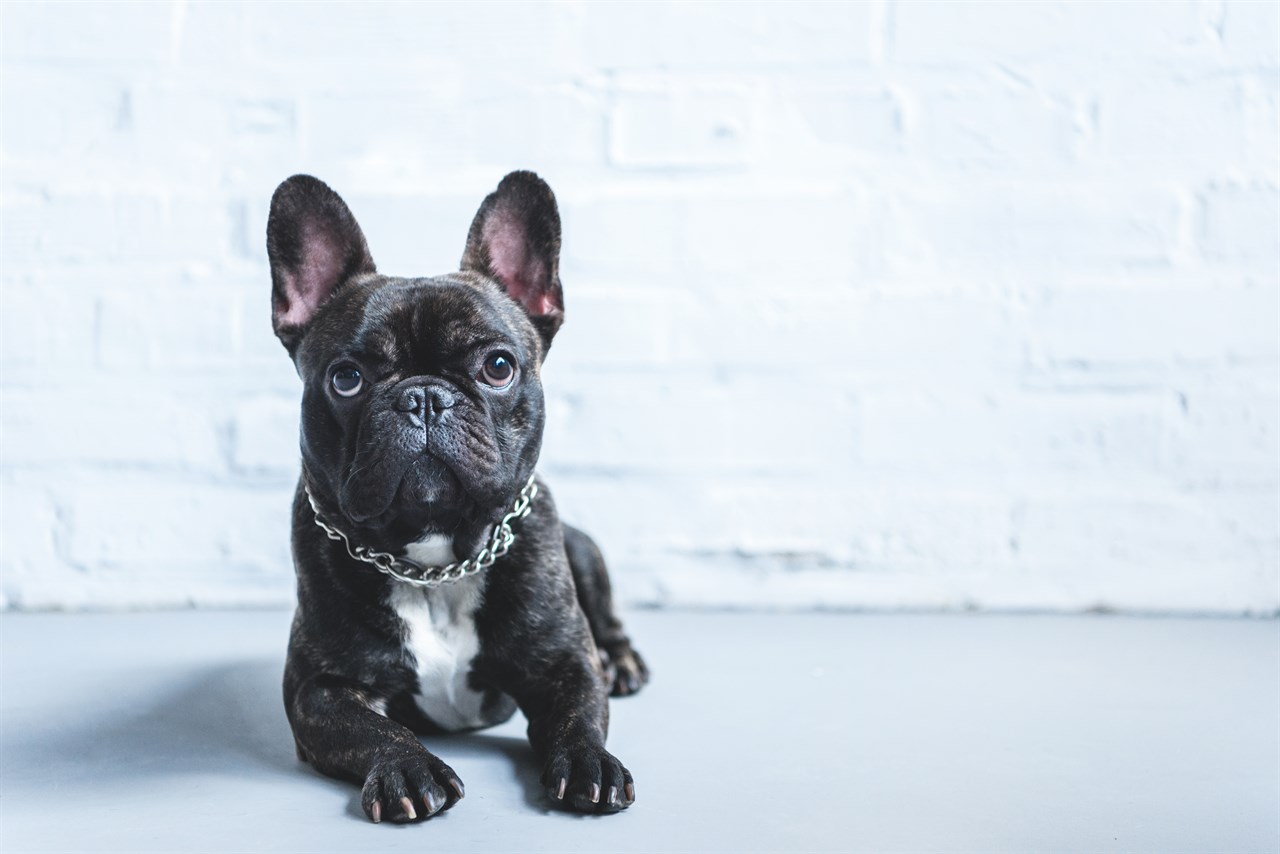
[395,467,467,534]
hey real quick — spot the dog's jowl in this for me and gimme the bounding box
[266,171,648,822]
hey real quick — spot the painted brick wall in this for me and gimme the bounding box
[2,1,1277,613]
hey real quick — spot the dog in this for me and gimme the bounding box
[267,171,648,822]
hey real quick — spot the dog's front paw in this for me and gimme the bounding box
[361,753,465,823]
[600,642,650,697]
[542,744,634,814]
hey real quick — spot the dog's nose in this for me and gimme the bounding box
[395,387,424,414]
[395,386,456,419]
[425,387,457,417]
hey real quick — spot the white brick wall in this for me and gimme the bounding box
[2,0,1277,614]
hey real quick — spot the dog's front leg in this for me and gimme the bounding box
[286,672,464,823]
[512,656,635,814]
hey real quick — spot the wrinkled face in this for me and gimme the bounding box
[297,273,546,544]
[266,171,566,550]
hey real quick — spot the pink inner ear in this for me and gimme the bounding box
[535,293,558,315]
[278,222,346,326]
[483,216,554,317]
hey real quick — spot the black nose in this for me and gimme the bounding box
[395,386,456,419]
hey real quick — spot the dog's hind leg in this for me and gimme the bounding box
[563,523,650,697]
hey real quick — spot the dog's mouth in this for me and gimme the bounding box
[340,460,513,561]
[343,453,466,527]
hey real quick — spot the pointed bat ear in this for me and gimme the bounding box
[266,175,375,355]
[460,171,564,349]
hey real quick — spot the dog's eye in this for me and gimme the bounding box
[479,352,516,388]
[331,365,364,397]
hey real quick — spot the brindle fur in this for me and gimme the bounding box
[268,172,647,823]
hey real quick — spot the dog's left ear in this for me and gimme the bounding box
[461,171,564,349]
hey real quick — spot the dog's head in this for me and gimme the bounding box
[267,172,564,552]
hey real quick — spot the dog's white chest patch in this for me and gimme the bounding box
[388,536,491,732]
[404,533,456,568]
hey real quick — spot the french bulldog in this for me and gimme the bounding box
[267,171,648,823]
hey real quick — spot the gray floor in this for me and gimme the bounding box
[1,610,1276,853]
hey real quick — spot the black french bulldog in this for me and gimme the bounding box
[267,171,648,823]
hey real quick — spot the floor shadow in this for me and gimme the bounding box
[424,731,551,813]
[4,659,301,782]
[5,658,580,821]
[419,732,618,819]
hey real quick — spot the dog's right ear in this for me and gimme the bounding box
[267,175,375,355]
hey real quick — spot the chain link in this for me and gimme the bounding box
[303,475,538,588]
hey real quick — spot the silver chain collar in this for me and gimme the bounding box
[303,474,538,589]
